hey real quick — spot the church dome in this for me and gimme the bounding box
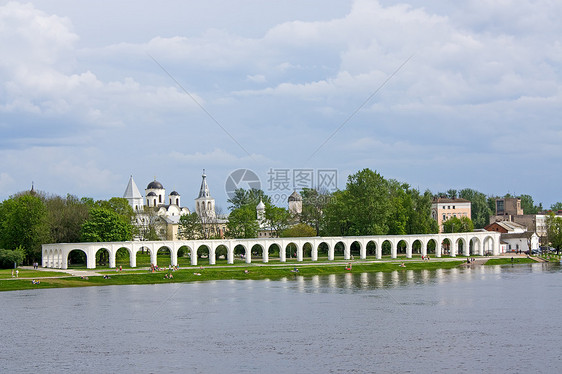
[147,180,164,189]
[147,191,157,196]
[288,190,302,202]
[256,199,265,210]
[170,191,180,196]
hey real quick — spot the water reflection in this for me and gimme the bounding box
[1,263,560,374]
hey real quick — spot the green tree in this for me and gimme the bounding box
[281,223,316,237]
[227,188,271,210]
[300,188,330,235]
[459,188,493,229]
[405,189,439,234]
[45,194,90,243]
[95,197,135,225]
[226,205,259,238]
[264,205,291,237]
[442,216,474,233]
[81,208,133,242]
[546,213,562,252]
[178,213,203,239]
[550,202,562,212]
[0,193,50,263]
[0,247,26,268]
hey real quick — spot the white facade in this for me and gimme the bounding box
[43,231,501,269]
[195,171,216,219]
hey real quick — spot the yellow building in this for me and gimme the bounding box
[431,197,472,233]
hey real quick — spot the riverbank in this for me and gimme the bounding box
[0,256,538,292]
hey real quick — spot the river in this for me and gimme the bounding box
[1,263,561,373]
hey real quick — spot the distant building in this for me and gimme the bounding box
[431,197,471,233]
[485,220,539,253]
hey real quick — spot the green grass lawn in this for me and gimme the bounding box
[0,268,69,279]
[484,257,537,265]
[0,260,466,292]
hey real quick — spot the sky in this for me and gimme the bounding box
[1,0,561,212]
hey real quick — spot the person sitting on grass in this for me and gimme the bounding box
[290,268,299,273]
[244,269,249,274]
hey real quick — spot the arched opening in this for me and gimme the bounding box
[234,244,247,262]
[382,240,392,256]
[483,236,494,256]
[252,244,264,259]
[366,241,377,258]
[268,244,280,260]
[456,238,466,256]
[177,245,191,266]
[136,247,151,267]
[303,242,313,259]
[412,240,422,257]
[67,249,87,268]
[397,240,408,256]
[115,247,131,268]
[350,241,361,259]
[440,239,451,256]
[216,245,228,263]
[426,239,436,255]
[196,245,210,260]
[285,242,298,261]
[156,246,172,267]
[334,241,345,260]
[317,242,329,260]
[470,238,481,256]
[95,248,110,268]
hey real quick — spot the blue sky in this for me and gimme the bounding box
[1,0,561,212]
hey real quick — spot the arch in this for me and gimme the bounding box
[67,248,87,268]
[252,244,264,258]
[412,239,422,257]
[426,239,437,256]
[234,244,248,262]
[350,240,361,260]
[196,244,210,260]
[366,240,378,259]
[382,240,392,257]
[334,241,346,260]
[440,238,451,257]
[136,246,151,267]
[469,237,481,256]
[483,235,495,256]
[317,242,329,260]
[215,244,228,263]
[397,240,408,256]
[95,247,110,268]
[177,245,191,266]
[156,245,172,267]
[115,247,131,268]
[267,243,280,261]
[456,237,468,257]
[284,242,300,262]
[302,242,313,260]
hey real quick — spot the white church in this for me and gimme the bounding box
[123,171,225,240]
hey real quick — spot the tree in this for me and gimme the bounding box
[546,213,562,252]
[405,189,439,234]
[81,208,133,242]
[226,205,259,238]
[178,213,203,239]
[459,188,493,229]
[0,247,25,268]
[264,205,291,237]
[227,188,271,210]
[281,223,316,238]
[45,194,90,243]
[442,216,474,233]
[300,188,330,235]
[0,193,50,264]
[550,202,562,212]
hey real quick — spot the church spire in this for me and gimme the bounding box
[198,169,211,198]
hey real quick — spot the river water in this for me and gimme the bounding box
[1,263,561,373]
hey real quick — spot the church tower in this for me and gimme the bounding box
[288,190,302,215]
[195,170,215,219]
[145,179,165,207]
[256,198,266,225]
[123,175,144,211]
